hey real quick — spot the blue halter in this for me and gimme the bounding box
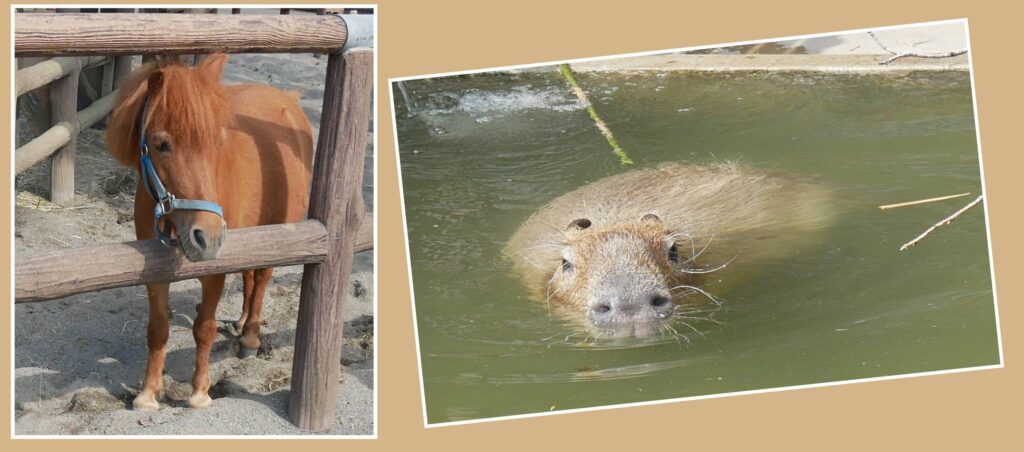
[138,98,225,247]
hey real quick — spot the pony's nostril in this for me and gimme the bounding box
[593,304,612,314]
[192,228,207,250]
[651,295,670,308]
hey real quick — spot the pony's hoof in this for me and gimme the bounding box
[239,334,260,351]
[132,392,160,411]
[225,321,242,336]
[238,346,258,359]
[187,393,213,409]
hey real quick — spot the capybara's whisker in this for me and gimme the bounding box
[669,284,722,305]
[675,320,706,339]
[681,255,738,275]
[674,313,726,326]
[684,236,715,264]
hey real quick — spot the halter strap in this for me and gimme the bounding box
[138,97,225,247]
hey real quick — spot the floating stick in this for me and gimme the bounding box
[879,192,971,210]
[558,64,634,166]
[899,195,984,251]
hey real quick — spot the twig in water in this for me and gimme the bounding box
[899,195,984,251]
[879,192,971,210]
[867,31,968,65]
[557,64,634,166]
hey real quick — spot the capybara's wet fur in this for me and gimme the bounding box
[504,162,833,338]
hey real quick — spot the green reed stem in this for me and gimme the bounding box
[558,64,634,166]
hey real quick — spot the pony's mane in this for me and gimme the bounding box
[106,54,233,167]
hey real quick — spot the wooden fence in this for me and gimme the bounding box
[14,10,375,432]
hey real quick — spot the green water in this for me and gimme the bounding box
[394,69,999,424]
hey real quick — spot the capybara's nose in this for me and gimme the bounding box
[649,294,674,319]
[191,227,208,251]
[590,292,675,322]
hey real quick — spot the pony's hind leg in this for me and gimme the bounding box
[239,267,273,358]
[133,282,170,411]
[234,270,256,333]
[188,273,226,409]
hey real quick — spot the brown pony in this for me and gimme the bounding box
[106,54,313,410]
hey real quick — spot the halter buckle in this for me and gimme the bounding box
[157,193,176,216]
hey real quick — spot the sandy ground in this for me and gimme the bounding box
[14,52,375,435]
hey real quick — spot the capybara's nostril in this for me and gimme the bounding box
[650,295,670,307]
[192,228,207,250]
[593,303,612,314]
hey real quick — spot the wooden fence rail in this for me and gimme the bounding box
[14,218,373,303]
[15,13,349,56]
[15,89,117,174]
[16,56,109,96]
[14,11,375,432]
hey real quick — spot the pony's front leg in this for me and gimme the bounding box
[188,273,226,409]
[134,282,170,411]
[239,267,273,358]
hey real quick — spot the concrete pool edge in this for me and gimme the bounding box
[503,53,969,74]
[575,54,968,73]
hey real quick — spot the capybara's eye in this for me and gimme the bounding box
[668,244,679,263]
[561,258,574,273]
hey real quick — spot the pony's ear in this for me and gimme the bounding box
[197,54,229,81]
[106,64,159,168]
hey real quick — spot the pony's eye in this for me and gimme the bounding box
[561,258,574,273]
[155,141,171,153]
[668,244,679,264]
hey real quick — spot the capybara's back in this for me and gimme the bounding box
[504,162,834,337]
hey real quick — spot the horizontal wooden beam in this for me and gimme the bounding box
[15,89,118,175]
[15,121,73,174]
[16,56,109,97]
[17,221,328,303]
[16,215,373,303]
[15,13,349,56]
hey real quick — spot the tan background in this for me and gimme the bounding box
[3,0,1021,449]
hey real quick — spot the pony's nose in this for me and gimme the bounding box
[191,228,208,251]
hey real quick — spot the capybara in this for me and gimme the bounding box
[504,162,833,338]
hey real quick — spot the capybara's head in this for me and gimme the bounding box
[107,55,233,262]
[547,213,691,338]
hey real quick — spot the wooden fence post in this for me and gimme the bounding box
[289,48,373,431]
[113,55,133,89]
[49,62,80,204]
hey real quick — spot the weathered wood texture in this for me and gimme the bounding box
[16,121,72,174]
[15,13,349,56]
[15,56,109,97]
[15,212,372,303]
[17,221,328,303]
[49,67,79,204]
[289,48,373,431]
[16,89,118,174]
[112,55,133,88]
[101,60,114,97]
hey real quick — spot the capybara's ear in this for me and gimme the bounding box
[567,218,592,230]
[641,213,662,223]
[198,53,229,81]
[106,63,160,168]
